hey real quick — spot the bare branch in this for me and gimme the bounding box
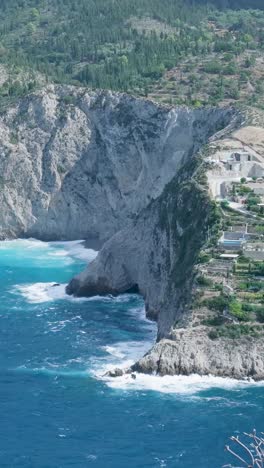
[224,431,264,468]
[225,445,249,466]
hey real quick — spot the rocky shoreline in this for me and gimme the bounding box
[105,327,264,382]
[2,84,263,382]
[132,330,264,381]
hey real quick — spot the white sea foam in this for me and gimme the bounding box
[13,282,102,304]
[103,346,126,359]
[8,239,263,395]
[47,250,69,257]
[14,282,67,303]
[0,238,49,250]
[13,283,145,305]
[0,238,98,263]
[95,335,264,395]
[10,238,99,302]
[102,370,264,395]
[13,282,98,304]
[48,240,98,262]
[100,339,154,365]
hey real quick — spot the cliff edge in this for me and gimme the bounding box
[66,97,263,380]
[0,85,219,242]
[2,84,261,380]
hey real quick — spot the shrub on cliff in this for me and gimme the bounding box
[208,329,218,340]
[203,294,230,312]
[197,252,212,264]
[256,308,264,323]
[196,275,213,287]
[208,324,262,340]
[229,300,251,321]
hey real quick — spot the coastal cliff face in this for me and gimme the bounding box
[66,105,238,341]
[0,84,230,243]
[4,84,258,380]
[67,163,215,339]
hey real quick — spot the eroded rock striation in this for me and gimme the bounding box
[67,160,217,338]
[0,84,230,243]
[3,84,258,379]
[66,99,243,366]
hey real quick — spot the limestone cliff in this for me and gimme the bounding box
[66,104,238,341]
[67,160,216,338]
[0,84,231,243]
[2,84,255,379]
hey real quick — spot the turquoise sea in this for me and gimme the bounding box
[0,239,263,467]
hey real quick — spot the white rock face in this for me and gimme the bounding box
[0,85,234,242]
[2,84,251,379]
[66,102,238,339]
[66,172,214,338]
[133,330,264,381]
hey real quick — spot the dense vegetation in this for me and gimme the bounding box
[0,0,264,106]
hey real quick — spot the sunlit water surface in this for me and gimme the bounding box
[0,239,263,467]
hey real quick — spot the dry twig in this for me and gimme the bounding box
[223,430,264,468]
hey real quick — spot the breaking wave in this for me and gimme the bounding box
[0,238,97,264]
[13,282,143,305]
[14,282,69,303]
[48,240,98,262]
[101,371,264,395]
[6,238,264,396]
[93,343,264,396]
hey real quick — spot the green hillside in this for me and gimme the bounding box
[0,0,264,107]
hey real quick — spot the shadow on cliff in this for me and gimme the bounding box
[66,103,241,342]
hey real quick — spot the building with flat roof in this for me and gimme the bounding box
[220,254,239,259]
[218,231,247,251]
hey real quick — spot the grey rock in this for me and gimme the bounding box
[2,83,256,380]
[132,330,264,381]
[66,105,238,339]
[105,368,125,378]
[66,167,215,338]
[0,84,232,242]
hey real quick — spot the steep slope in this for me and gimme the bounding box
[66,106,238,339]
[67,161,214,338]
[1,84,251,378]
[0,85,224,242]
[1,0,264,108]
[67,108,264,381]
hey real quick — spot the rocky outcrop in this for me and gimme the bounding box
[132,329,264,381]
[66,106,239,339]
[0,84,233,243]
[67,162,216,338]
[3,83,256,379]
